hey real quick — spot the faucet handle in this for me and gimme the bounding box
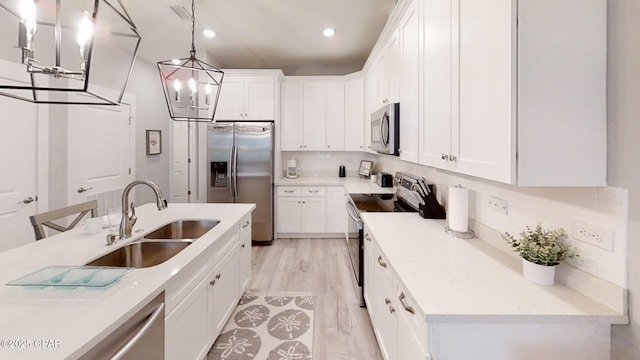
[130,202,137,227]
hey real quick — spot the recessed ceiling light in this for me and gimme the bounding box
[203,29,216,38]
[171,59,181,65]
[323,28,335,37]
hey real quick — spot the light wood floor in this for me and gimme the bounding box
[250,238,383,360]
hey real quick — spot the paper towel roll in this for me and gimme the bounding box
[448,186,469,232]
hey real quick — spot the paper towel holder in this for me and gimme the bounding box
[445,226,475,239]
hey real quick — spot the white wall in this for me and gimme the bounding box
[128,58,172,205]
[607,0,640,358]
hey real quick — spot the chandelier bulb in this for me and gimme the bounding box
[19,0,37,37]
[173,79,182,102]
[188,78,197,93]
[77,11,94,48]
[205,83,212,94]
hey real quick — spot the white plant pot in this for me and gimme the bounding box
[521,258,556,286]
[370,175,378,183]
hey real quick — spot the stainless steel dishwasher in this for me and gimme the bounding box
[79,292,165,360]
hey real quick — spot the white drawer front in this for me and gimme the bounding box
[301,186,326,197]
[396,283,427,354]
[277,186,301,197]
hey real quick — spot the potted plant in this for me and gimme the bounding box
[502,224,578,286]
[370,164,378,183]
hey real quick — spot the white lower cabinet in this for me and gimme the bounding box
[165,216,251,360]
[365,224,427,360]
[277,185,349,236]
[239,216,252,292]
[208,248,240,340]
[363,230,376,317]
[165,278,210,360]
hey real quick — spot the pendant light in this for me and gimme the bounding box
[0,0,141,105]
[157,0,224,122]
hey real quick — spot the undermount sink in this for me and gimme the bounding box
[143,220,220,240]
[86,240,193,268]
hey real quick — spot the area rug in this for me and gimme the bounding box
[208,290,316,360]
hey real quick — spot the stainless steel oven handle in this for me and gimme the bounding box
[345,197,361,223]
[109,303,165,360]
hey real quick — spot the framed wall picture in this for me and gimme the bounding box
[146,130,162,155]
[358,160,373,177]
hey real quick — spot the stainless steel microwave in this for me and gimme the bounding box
[371,102,400,155]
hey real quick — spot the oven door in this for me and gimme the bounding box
[345,196,362,288]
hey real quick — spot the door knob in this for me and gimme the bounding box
[77,187,93,193]
[20,196,35,204]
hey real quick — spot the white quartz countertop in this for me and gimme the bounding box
[0,203,254,360]
[361,212,627,324]
[275,176,395,195]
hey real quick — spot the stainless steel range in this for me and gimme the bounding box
[345,172,426,307]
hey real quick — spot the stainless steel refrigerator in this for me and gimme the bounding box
[207,122,274,244]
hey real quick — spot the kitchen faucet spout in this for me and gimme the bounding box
[119,180,167,240]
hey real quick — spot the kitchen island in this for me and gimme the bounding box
[0,202,254,360]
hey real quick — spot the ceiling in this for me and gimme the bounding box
[124,0,396,75]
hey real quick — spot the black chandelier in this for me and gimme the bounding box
[0,0,141,105]
[157,0,223,122]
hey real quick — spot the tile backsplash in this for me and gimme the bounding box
[281,151,377,178]
[377,155,629,288]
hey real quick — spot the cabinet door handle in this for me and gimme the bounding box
[441,153,449,160]
[365,233,371,242]
[399,292,415,314]
[302,201,306,204]
[385,298,391,305]
[242,221,250,228]
[210,280,216,286]
[284,190,295,193]
[77,186,93,193]
[389,305,396,314]
[449,154,457,162]
[308,190,319,193]
[377,255,387,268]
[241,244,246,248]
[216,274,221,280]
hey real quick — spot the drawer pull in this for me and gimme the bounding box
[388,304,396,314]
[284,190,295,193]
[216,274,221,280]
[385,298,391,305]
[241,244,246,248]
[399,292,415,314]
[377,255,387,268]
[242,221,250,228]
[365,233,371,242]
[210,280,216,286]
[308,190,319,193]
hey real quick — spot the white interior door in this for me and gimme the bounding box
[67,103,133,206]
[0,59,44,252]
[0,95,39,251]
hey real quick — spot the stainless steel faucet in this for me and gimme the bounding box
[119,180,168,240]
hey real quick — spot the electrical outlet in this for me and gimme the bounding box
[487,196,508,215]
[571,220,615,252]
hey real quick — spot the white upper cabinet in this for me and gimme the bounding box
[303,82,327,150]
[280,79,348,151]
[215,74,276,121]
[420,0,453,170]
[417,0,606,186]
[344,78,365,151]
[280,82,304,150]
[398,0,420,163]
[372,28,400,110]
[325,82,345,151]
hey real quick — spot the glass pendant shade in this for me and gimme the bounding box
[0,0,140,105]
[157,57,223,122]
